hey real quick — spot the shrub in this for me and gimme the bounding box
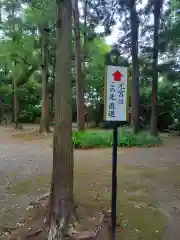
[99,121,128,129]
[72,128,161,149]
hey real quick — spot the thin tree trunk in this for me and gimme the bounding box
[48,0,75,239]
[50,59,56,121]
[73,0,85,131]
[13,76,19,128]
[12,3,19,129]
[130,1,140,134]
[83,0,88,128]
[0,97,2,124]
[39,24,50,133]
[150,0,162,136]
[50,26,56,122]
[82,0,88,69]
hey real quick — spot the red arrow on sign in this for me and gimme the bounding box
[112,71,123,81]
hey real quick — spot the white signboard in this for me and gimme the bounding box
[104,65,128,122]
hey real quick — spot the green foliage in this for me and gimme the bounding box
[24,0,55,27]
[72,128,161,149]
[0,0,179,133]
[85,37,110,104]
[140,81,179,130]
[18,77,42,122]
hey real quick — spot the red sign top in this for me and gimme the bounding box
[112,71,123,81]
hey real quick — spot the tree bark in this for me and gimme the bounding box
[12,3,19,129]
[39,23,50,133]
[82,0,88,68]
[48,0,75,239]
[73,0,85,131]
[150,0,162,136]
[13,76,19,129]
[83,0,88,128]
[50,59,56,122]
[130,1,140,134]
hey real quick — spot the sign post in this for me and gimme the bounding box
[104,65,128,240]
[111,123,118,240]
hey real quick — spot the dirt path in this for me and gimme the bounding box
[0,143,52,234]
[0,127,180,239]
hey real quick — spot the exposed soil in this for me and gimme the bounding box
[0,126,180,239]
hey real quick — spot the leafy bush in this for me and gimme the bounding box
[19,104,41,123]
[140,83,177,131]
[99,121,128,129]
[72,128,161,149]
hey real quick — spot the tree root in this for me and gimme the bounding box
[25,229,44,239]
[48,200,79,240]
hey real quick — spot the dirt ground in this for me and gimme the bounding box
[0,125,180,239]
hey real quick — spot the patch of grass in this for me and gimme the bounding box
[72,128,161,149]
[5,153,167,240]
[8,174,51,195]
[74,162,167,240]
[11,132,53,141]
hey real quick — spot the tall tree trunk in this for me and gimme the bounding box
[50,58,56,121]
[13,76,19,128]
[130,1,140,134]
[83,0,88,128]
[39,24,50,133]
[12,3,19,129]
[82,0,88,68]
[48,0,75,239]
[150,0,162,136]
[73,0,85,131]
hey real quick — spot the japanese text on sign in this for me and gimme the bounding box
[108,84,116,118]
[104,66,128,121]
